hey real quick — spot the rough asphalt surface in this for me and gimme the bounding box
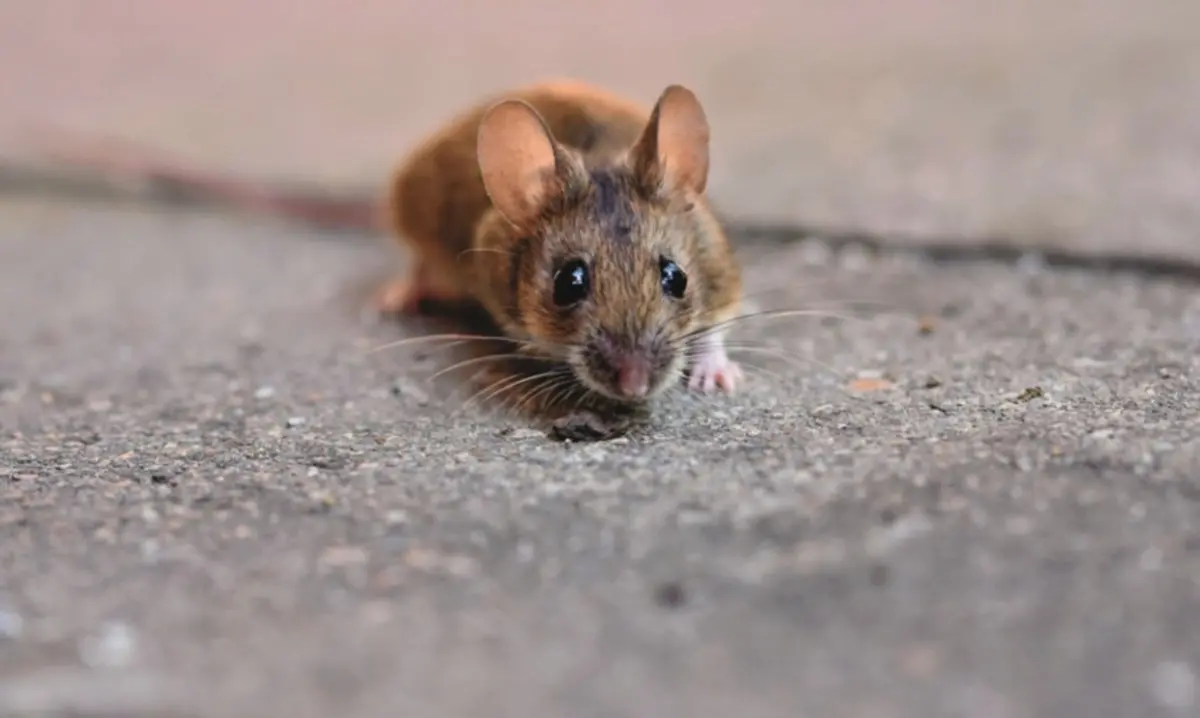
[0,198,1197,717]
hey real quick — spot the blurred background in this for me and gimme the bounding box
[2,0,1199,257]
[1,7,1199,716]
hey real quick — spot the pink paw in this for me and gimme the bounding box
[687,352,743,393]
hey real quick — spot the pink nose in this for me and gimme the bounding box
[615,356,651,398]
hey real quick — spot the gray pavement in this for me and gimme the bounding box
[1,198,1199,717]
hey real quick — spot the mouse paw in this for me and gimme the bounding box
[372,269,464,318]
[373,277,425,316]
[687,351,743,394]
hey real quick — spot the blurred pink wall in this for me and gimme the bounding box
[2,0,1181,184]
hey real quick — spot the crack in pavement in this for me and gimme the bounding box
[4,160,1200,285]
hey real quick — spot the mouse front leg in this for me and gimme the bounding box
[686,329,743,393]
[374,261,470,317]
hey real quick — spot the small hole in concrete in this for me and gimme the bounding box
[654,581,687,609]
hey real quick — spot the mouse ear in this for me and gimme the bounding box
[477,99,568,227]
[630,84,710,200]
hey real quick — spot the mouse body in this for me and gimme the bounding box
[381,80,744,412]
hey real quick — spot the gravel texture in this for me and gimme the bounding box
[1,199,1199,717]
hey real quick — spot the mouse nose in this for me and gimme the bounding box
[613,354,651,399]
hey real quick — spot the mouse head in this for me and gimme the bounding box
[476,84,715,404]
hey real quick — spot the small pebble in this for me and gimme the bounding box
[0,608,24,640]
[838,242,872,270]
[1151,660,1196,710]
[847,377,895,393]
[254,386,276,399]
[309,491,335,508]
[653,581,687,609]
[515,541,535,562]
[286,417,306,428]
[1013,386,1045,403]
[505,428,543,441]
[1016,251,1048,274]
[1139,546,1164,572]
[798,238,834,265]
[79,621,137,668]
[391,381,430,405]
[403,548,478,578]
[320,546,368,567]
[900,643,940,679]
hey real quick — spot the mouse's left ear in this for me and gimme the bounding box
[630,84,710,201]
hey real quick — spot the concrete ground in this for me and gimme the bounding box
[1,200,1198,718]
[2,1,1200,717]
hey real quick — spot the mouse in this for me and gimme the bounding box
[377,80,744,433]
[11,79,745,438]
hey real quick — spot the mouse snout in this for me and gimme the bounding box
[612,353,651,399]
[580,331,672,402]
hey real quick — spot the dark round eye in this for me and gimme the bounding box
[659,257,687,299]
[553,258,590,307]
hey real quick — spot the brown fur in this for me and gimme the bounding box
[16,80,741,432]
[383,80,743,416]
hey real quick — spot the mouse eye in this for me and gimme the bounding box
[553,258,590,307]
[659,257,687,299]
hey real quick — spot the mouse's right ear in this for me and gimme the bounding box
[477,100,566,227]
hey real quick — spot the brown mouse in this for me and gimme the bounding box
[379,79,744,417]
[12,79,745,435]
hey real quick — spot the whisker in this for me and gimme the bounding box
[445,380,503,419]
[446,367,544,419]
[366,332,523,355]
[456,247,515,262]
[735,359,792,383]
[718,344,843,378]
[720,345,844,379]
[474,371,578,425]
[746,299,891,314]
[368,331,572,360]
[472,367,572,412]
[684,339,831,360]
[511,374,578,418]
[673,336,844,388]
[455,372,532,414]
[537,377,580,413]
[562,383,593,417]
[683,307,878,343]
[736,286,893,309]
[679,361,787,402]
[426,352,538,385]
